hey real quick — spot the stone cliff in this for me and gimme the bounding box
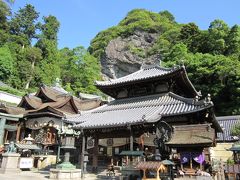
[100,31,161,79]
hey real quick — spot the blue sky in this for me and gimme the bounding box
[11,0,240,49]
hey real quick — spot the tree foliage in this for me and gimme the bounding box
[1,4,240,115]
[60,46,101,95]
[0,45,14,82]
[0,1,101,96]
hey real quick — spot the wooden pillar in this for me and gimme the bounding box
[81,134,86,178]
[92,137,99,173]
[0,117,6,145]
[130,127,133,151]
[4,130,8,144]
[143,169,146,179]
[57,145,61,163]
[157,168,160,180]
[190,158,193,169]
[16,123,21,142]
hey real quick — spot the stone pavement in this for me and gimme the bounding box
[0,170,200,180]
[0,170,100,180]
[0,170,49,180]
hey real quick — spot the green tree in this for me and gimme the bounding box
[159,10,175,22]
[9,4,39,46]
[225,25,240,55]
[0,0,11,45]
[179,23,201,52]
[0,45,14,82]
[36,15,61,85]
[21,47,42,89]
[207,19,229,54]
[60,46,101,94]
[231,124,240,137]
[40,15,60,41]
[164,43,189,65]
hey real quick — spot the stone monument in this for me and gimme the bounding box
[0,141,20,174]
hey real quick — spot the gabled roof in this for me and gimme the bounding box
[216,115,240,142]
[71,92,213,129]
[136,161,166,170]
[18,95,42,110]
[25,106,64,118]
[0,103,25,115]
[35,85,64,102]
[166,124,215,147]
[19,85,102,116]
[95,65,199,98]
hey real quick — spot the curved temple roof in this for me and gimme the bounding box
[95,65,199,98]
[95,65,176,86]
[70,92,213,129]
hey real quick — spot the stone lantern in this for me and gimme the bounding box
[49,124,81,179]
[56,134,76,170]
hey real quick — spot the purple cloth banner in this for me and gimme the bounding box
[180,152,205,164]
[180,152,191,164]
[192,152,205,164]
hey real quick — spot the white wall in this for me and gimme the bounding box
[0,91,21,104]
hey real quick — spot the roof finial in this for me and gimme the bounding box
[55,78,61,87]
[207,94,211,102]
[180,59,185,67]
[195,95,199,102]
[140,60,144,70]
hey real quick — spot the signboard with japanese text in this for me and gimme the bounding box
[19,158,33,169]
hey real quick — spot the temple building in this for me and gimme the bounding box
[0,81,102,169]
[18,83,101,154]
[0,104,24,145]
[67,65,222,172]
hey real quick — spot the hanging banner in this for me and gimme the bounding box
[87,138,94,149]
[192,152,205,164]
[180,152,190,164]
[180,152,205,164]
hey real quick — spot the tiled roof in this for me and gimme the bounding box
[51,85,69,94]
[119,151,144,156]
[216,115,240,142]
[0,103,25,115]
[166,124,215,146]
[23,95,42,109]
[71,92,212,129]
[19,86,101,115]
[136,161,165,170]
[15,143,41,150]
[79,92,101,100]
[95,65,179,86]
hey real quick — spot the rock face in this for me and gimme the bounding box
[100,31,160,79]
